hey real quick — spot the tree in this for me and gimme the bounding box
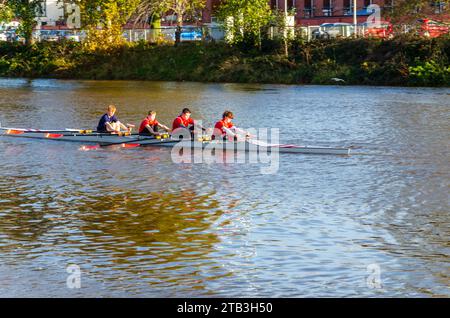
[5,1,45,45]
[216,0,273,48]
[69,0,140,49]
[385,0,450,23]
[0,1,13,23]
[134,0,206,44]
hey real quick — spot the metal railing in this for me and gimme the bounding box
[15,26,226,43]
[0,23,447,44]
[122,26,225,43]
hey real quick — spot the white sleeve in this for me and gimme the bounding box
[231,126,247,135]
[223,126,236,137]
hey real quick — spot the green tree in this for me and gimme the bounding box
[134,0,206,44]
[69,0,139,49]
[385,0,450,22]
[216,0,273,48]
[0,1,13,23]
[6,1,45,45]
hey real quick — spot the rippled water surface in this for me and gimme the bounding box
[0,79,449,297]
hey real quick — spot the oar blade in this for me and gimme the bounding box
[121,143,141,149]
[6,129,24,135]
[45,133,64,139]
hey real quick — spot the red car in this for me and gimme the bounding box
[361,21,394,39]
[419,19,449,38]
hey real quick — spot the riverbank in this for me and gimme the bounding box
[0,36,449,86]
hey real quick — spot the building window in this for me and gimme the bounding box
[431,1,446,13]
[304,0,314,18]
[288,0,296,10]
[270,0,277,10]
[270,0,296,10]
[381,0,395,14]
[343,0,352,16]
[323,0,334,16]
[36,1,46,17]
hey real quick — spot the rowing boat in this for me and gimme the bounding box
[0,127,174,145]
[0,127,351,155]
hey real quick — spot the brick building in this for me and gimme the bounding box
[28,0,450,29]
[203,0,449,26]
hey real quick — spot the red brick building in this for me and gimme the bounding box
[203,0,448,26]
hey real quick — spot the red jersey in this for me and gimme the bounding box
[139,118,159,134]
[172,116,195,130]
[214,120,234,135]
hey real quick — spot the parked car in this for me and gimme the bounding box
[169,29,202,41]
[167,28,202,41]
[312,23,353,39]
[361,21,394,39]
[180,29,202,41]
[41,30,62,42]
[64,34,80,42]
[418,19,449,38]
[4,31,23,42]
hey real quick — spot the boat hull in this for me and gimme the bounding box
[156,140,350,155]
[0,129,168,144]
[0,128,350,155]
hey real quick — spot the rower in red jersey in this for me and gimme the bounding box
[213,110,251,140]
[172,108,195,131]
[139,110,170,136]
[213,111,234,139]
[172,108,206,138]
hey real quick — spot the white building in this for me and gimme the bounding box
[36,0,80,28]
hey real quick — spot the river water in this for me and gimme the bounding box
[0,78,448,297]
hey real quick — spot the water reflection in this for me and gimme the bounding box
[0,79,449,297]
[0,179,232,294]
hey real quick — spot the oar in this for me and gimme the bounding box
[45,133,65,139]
[1,127,71,134]
[65,129,94,134]
[66,128,139,137]
[1,127,105,135]
[2,129,66,138]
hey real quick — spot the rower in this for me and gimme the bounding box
[213,111,250,140]
[97,105,133,133]
[172,107,205,137]
[139,110,170,136]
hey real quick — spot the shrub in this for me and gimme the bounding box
[0,36,448,86]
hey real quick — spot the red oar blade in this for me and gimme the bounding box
[6,129,24,135]
[45,133,64,138]
[121,143,141,149]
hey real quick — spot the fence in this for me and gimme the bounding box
[122,26,225,42]
[24,26,225,43]
[0,23,446,44]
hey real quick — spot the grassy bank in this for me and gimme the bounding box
[0,36,449,86]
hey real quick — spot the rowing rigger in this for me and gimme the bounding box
[0,127,352,155]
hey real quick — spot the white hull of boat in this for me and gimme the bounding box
[0,128,351,155]
[160,140,350,155]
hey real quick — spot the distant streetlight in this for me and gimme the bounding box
[353,0,358,36]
